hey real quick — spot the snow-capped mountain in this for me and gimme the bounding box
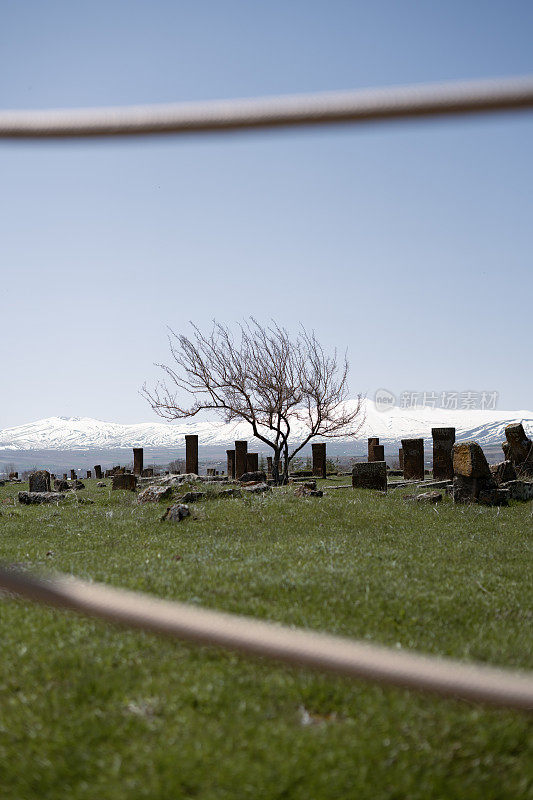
[0,402,531,451]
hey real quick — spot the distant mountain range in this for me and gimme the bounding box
[1,403,531,452]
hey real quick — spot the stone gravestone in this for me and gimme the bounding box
[373,444,385,462]
[94,465,102,479]
[401,439,425,481]
[368,438,379,462]
[267,456,273,478]
[133,448,144,476]
[432,427,455,480]
[185,435,199,475]
[141,467,154,478]
[452,442,508,505]
[70,469,76,481]
[352,462,387,491]
[399,448,404,471]
[226,450,236,479]
[112,473,137,491]
[235,441,248,480]
[29,470,51,493]
[312,443,327,478]
[502,423,533,473]
[63,473,68,480]
[247,453,259,473]
[86,470,92,479]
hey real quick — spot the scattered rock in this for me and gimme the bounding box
[241,482,271,494]
[239,471,267,484]
[18,491,65,505]
[178,491,205,503]
[500,480,533,501]
[309,490,323,497]
[137,485,172,503]
[491,460,517,484]
[161,504,190,522]
[54,479,69,492]
[72,480,85,491]
[416,491,442,503]
[97,481,107,487]
[217,488,242,499]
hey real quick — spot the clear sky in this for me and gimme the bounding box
[1,0,532,428]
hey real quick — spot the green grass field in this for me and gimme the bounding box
[0,477,532,799]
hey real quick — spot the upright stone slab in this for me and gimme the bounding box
[399,448,404,471]
[401,439,425,481]
[29,470,51,493]
[86,470,92,479]
[235,440,248,479]
[368,437,379,462]
[452,441,506,504]
[226,450,235,479]
[312,443,327,478]
[70,469,76,481]
[352,462,387,491]
[94,465,102,479]
[185,435,199,475]
[432,427,455,480]
[247,453,259,473]
[133,448,144,476]
[63,473,68,480]
[373,444,385,462]
[504,423,533,467]
[267,456,273,478]
[141,467,154,477]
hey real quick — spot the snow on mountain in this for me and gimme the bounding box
[0,403,531,451]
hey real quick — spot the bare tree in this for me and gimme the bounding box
[142,320,363,483]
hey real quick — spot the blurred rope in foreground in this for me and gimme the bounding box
[1,76,533,139]
[1,566,532,712]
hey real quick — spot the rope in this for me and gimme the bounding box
[1,567,532,712]
[1,76,533,139]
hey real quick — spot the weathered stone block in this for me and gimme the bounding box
[432,427,455,481]
[137,485,172,503]
[133,448,143,476]
[312,442,327,478]
[18,491,65,505]
[112,474,137,491]
[398,448,404,471]
[491,460,517,484]
[500,480,533,501]
[352,462,387,491]
[368,438,379,462]
[29,470,51,493]
[373,444,385,462]
[226,449,236,479]
[401,439,425,481]
[235,441,248,479]
[185,435,199,475]
[94,465,102,479]
[453,442,491,478]
[239,471,266,483]
[246,453,259,473]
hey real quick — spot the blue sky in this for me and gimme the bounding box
[1,0,532,427]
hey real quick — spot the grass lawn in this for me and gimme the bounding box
[0,477,532,799]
